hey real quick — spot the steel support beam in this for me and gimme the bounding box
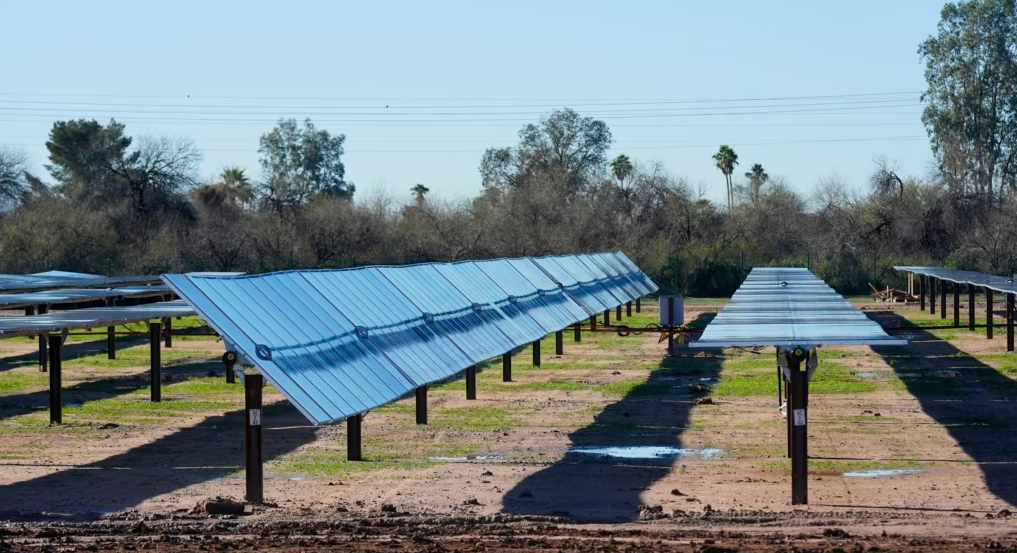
[347,414,362,461]
[244,373,264,503]
[150,321,161,402]
[573,323,581,342]
[503,352,512,382]
[466,365,477,400]
[107,326,116,360]
[603,309,610,326]
[930,279,936,314]
[940,280,947,319]
[987,288,995,339]
[164,317,172,348]
[790,358,808,505]
[415,386,427,425]
[953,282,960,326]
[616,305,622,320]
[38,305,48,372]
[969,285,976,331]
[636,298,641,313]
[1008,294,1015,352]
[626,301,632,317]
[919,275,925,311]
[48,335,62,425]
[532,339,541,367]
[555,330,563,355]
[590,316,597,332]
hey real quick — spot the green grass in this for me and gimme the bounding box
[758,458,927,475]
[276,438,482,477]
[0,372,48,395]
[712,359,878,396]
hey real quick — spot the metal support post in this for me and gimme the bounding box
[590,316,597,332]
[107,326,116,360]
[940,280,947,319]
[987,288,995,339]
[626,301,632,316]
[790,358,808,505]
[919,275,925,310]
[785,370,792,459]
[953,282,960,326]
[347,414,362,461]
[150,321,161,402]
[969,285,976,331]
[930,279,936,314]
[636,298,641,313]
[503,352,512,382]
[466,365,477,400]
[244,373,264,503]
[573,322,581,342]
[38,305,48,372]
[532,339,541,367]
[603,309,610,326]
[222,352,237,384]
[555,330,564,355]
[1008,294,1015,352]
[415,386,427,425]
[667,329,674,355]
[164,317,172,348]
[48,335,62,425]
[616,305,622,320]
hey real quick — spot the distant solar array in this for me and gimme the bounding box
[165,252,657,425]
[0,285,172,310]
[0,300,194,338]
[693,267,906,348]
[0,271,163,293]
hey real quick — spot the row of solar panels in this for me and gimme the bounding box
[693,268,906,348]
[895,266,1017,296]
[165,252,657,425]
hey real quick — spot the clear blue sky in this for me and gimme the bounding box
[0,1,943,205]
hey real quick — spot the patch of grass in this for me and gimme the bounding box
[713,361,878,396]
[758,458,927,475]
[276,438,482,477]
[0,372,48,395]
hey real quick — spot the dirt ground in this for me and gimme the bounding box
[3,301,1017,552]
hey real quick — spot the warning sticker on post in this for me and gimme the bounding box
[793,409,806,426]
[249,409,261,426]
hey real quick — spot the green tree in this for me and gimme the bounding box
[610,154,633,185]
[411,183,430,206]
[919,0,1017,200]
[0,145,30,209]
[192,166,255,210]
[744,163,769,204]
[712,145,739,213]
[479,108,612,197]
[258,118,351,210]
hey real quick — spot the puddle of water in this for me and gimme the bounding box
[568,446,723,460]
[843,469,922,478]
[287,477,305,481]
[428,455,505,462]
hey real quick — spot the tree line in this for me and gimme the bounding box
[0,0,1014,296]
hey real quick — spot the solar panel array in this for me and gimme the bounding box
[164,252,657,425]
[0,272,163,293]
[0,286,172,310]
[0,300,194,338]
[895,266,1017,296]
[692,267,907,348]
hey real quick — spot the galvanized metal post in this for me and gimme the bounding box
[502,352,512,382]
[930,279,936,314]
[987,288,995,339]
[616,305,622,320]
[244,373,264,503]
[415,386,427,425]
[466,366,477,400]
[626,301,632,317]
[635,298,641,313]
[1008,294,1015,352]
[603,309,610,326]
[940,280,947,319]
[532,339,541,367]
[48,335,62,425]
[150,321,161,402]
[969,285,976,331]
[555,330,563,355]
[785,370,792,459]
[38,305,48,372]
[573,322,581,342]
[790,357,808,505]
[953,282,960,326]
[107,326,116,360]
[164,317,172,348]
[347,414,362,461]
[919,275,925,310]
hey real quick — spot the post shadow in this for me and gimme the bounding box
[0,335,149,373]
[0,400,313,520]
[868,311,1017,507]
[501,313,723,522]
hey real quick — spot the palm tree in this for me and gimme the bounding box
[411,183,430,206]
[220,166,254,208]
[744,163,769,204]
[712,145,739,213]
[610,154,633,186]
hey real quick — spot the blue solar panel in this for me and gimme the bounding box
[551,255,626,308]
[481,259,589,329]
[432,262,547,344]
[609,252,658,295]
[532,257,609,314]
[577,254,642,303]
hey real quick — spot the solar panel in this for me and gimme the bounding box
[0,286,172,310]
[0,272,163,293]
[895,266,1017,296]
[531,257,610,314]
[692,268,906,348]
[0,300,193,338]
[166,253,653,425]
